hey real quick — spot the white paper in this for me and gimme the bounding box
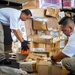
[50,31,58,36]
[33,17,47,22]
[40,35,52,39]
[48,28,53,31]
[33,48,45,52]
[59,12,65,18]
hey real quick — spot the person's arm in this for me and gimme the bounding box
[12,29,24,42]
[12,29,29,50]
[53,52,68,62]
[51,52,68,65]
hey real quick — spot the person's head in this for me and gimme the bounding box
[59,16,75,36]
[20,9,32,21]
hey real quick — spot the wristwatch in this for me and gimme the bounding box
[51,56,56,62]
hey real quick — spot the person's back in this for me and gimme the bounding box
[0,8,21,25]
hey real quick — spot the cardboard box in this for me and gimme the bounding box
[46,8,60,17]
[32,17,59,30]
[24,19,35,36]
[16,53,28,62]
[20,61,36,72]
[33,20,47,30]
[30,9,46,17]
[37,61,62,75]
[46,29,60,37]
[65,12,71,17]
[47,17,59,29]
[33,52,49,57]
[46,37,60,54]
[28,34,53,44]
[30,42,45,52]
[22,0,39,9]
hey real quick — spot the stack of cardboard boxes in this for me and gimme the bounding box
[11,1,69,75]
[27,8,61,55]
[12,7,68,57]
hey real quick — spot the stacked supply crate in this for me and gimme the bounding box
[27,8,62,56]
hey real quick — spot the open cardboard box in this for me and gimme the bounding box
[28,34,53,44]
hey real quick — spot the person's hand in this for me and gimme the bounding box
[21,40,30,51]
[51,60,56,65]
[50,56,56,65]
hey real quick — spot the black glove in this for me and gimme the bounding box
[21,40,30,51]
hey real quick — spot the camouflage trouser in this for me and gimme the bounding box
[0,22,5,61]
[62,56,75,75]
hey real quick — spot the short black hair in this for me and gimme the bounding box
[21,9,32,16]
[59,16,74,26]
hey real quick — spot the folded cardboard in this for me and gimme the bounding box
[46,8,60,17]
[33,20,47,30]
[30,9,46,17]
[22,0,39,9]
[37,61,62,75]
[28,34,53,44]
